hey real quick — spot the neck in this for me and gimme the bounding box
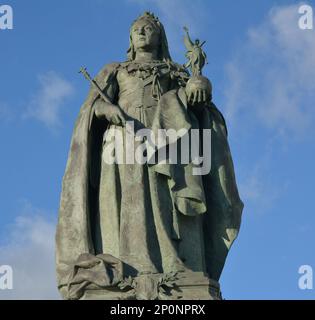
[134,49,159,62]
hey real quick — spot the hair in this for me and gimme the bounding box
[127,12,172,61]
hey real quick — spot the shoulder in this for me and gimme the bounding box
[173,62,187,72]
[166,61,190,86]
[167,60,188,73]
[94,62,121,81]
[92,62,122,90]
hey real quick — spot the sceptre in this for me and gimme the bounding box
[79,67,110,103]
[79,67,142,137]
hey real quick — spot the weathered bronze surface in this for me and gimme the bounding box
[56,12,243,300]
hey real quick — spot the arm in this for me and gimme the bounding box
[183,26,194,51]
[185,75,212,107]
[168,63,211,107]
[92,67,127,127]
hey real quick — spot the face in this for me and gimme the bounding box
[131,19,160,52]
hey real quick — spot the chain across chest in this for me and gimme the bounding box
[117,65,170,91]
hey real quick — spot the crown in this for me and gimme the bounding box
[141,11,159,21]
[133,11,161,28]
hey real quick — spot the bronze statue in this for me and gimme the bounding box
[56,12,243,300]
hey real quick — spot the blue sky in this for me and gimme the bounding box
[0,0,314,299]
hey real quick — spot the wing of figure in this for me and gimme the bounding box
[183,27,194,51]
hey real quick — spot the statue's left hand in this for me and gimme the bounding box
[185,75,212,106]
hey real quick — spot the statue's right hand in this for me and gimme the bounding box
[94,100,126,126]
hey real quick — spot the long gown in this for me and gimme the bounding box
[93,60,206,276]
[56,60,243,299]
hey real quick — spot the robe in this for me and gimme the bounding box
[55,61,244,299]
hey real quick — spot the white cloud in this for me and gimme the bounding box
[224,3,315,138]
[25,71,74,130]
[222,4,315,212]
[0,203,59,299]
[238,156,285,213]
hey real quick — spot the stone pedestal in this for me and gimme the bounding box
[82,271,221,300]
